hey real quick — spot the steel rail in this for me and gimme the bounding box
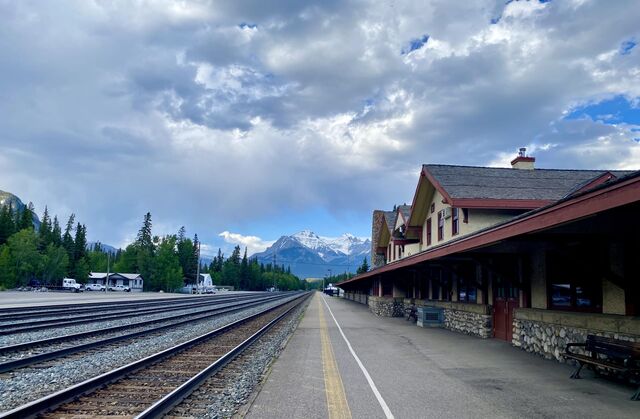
[0,293,249,321]
[0,293,289,373]
[0,294,263,335]
[0,292,309,419]
[0,294,239,316]
[137,292,310,418]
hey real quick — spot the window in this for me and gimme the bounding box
[430,203,435,213]
[426,218,432,245]
[547,247,602,312]
[382,279,393,296]
[462,208,469,224]
[452,208,459,236]
[457,270,477,303]
[437,211,444,241]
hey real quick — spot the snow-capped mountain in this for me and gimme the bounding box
[252,230,371,279]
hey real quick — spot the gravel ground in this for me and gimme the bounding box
[189,295,311,419]
[0,298,218,327]
[0,294,300,413]
[0,296,273,347]
[0,297,278,363]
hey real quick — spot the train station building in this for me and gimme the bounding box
[339,151,640,361]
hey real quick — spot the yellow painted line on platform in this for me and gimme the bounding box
[318,296,352,419]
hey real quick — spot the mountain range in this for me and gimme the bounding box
[252,230,371,279]
[0,189,41,229]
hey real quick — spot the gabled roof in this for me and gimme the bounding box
[382,210,397,234]
[339,169,640,288]
[397,205,411,224]
[423,164,632,202]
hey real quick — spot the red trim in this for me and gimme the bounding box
[571,172,616,196]
[450,198,551,209]
[510,156,535,165]
[407,170,426,226]
[422,167,454,205]
[338,174,640,287]
[392,238,420,245]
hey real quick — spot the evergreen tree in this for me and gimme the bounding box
[356,257,369,274]
[38,206,52,250]
[73,223,87,264]
[0,244,16,289]
[51,216,62,247]
[17,203,35,231]
[136,212,154,252]
[135,212,155,283]
[62,214,76,264]
[0,204,15,245]
[239,247,249,290]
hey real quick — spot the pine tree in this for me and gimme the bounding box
[62,214,76,274]
[51,216,62,247]
[135,213,155,284]
[73,223,87,266]
[136,212,154,252]
[17,203,35,231]
[38,206,52,250]
[0,204,16,245]
[356,257,369,274]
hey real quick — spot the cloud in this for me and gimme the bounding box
[218,231,275,256]
[0,0,638,250]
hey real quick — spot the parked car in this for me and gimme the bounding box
[85,283,106,292]
[109,284,131,292]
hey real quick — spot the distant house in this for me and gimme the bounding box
[88,272,144,292]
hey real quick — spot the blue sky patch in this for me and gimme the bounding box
[401,34,429,55]
[620,39,636,55]
[565,95,640,126]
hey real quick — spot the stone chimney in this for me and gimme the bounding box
[511,147,535,170]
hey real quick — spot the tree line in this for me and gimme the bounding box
[0,201,307,292]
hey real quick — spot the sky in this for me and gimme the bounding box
[1,0,639,257]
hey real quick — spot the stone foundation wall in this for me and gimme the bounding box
[344,292,368,305]
[513,309,640,361]
[414,300,492,338]
[443,308,492,338]
[368,296,404,317]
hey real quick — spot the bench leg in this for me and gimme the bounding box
[570,362,584,379]
[632,386,640,401]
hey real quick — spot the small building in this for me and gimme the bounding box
[88,272,144,292]
[340,150,639,362]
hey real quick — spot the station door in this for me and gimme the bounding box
[493,278,519,341]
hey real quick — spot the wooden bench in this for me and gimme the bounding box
[564,335,640,400]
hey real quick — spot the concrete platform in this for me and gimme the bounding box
[246,292,639,419]
[0,291,242,308]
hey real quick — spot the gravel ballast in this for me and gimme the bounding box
[0,294,301,413]
[183,295,311,418]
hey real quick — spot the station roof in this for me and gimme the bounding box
[339,169,640,288]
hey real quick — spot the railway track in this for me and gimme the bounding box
[0,292,311,419]
[0,293,289,373]
[0,294,264,335]
[0,294,247,320]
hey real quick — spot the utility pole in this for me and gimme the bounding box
[105,251,110,293]
[273,249,277,291]
[195,241,201,294]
